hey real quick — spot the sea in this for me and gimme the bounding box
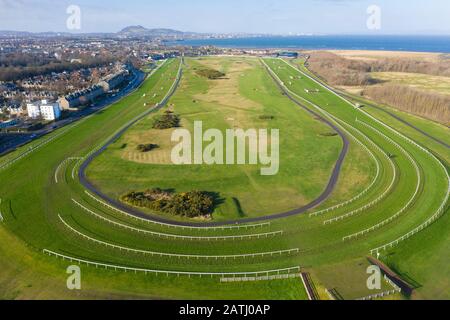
[167,35,450,53]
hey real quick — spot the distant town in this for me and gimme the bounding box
[0,27,298,155]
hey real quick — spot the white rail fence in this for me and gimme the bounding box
[64,205,281,241]
[0,198,3,222]
[323,158,395,225]
[278,58,450,253]
[42,249,301,279]
[300,273,314,301]
[220,273,300,283]
[262,59,392,223]
[321,118,397,224]
[54,157,83,184]
[60,213,297,260]
[325,289,337,301]
[0,121,83,172]
[323,118,403,225]
[357,275,402,300]
[71,157,84,180]
[342,120,422,241]
[75,199,251,239]
[309,117,381,218]
[84,190,270,231]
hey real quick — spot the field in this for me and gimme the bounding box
[0,55,448,300]
[327,50,444,62]
[369,72,450,96]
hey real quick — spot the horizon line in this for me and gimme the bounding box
[1,29,450,37]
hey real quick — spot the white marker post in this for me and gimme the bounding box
[0,199,4,222]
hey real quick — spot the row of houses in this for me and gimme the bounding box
[58,69,130,110]
[57,84,104,110]
[25,68,131,121]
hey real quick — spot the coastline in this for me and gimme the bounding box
[167,35,450,54]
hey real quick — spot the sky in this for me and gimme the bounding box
[0,0,449,35]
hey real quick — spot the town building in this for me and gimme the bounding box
[26,103,41,119]
[26,100,61,121]
[58,84,104,110]
[277,51,299,58]
[59,67,130,110]
[40,103,62,121]
[98,70,128,92]
[6,105,23,116]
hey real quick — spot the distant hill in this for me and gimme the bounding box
[0,30,113,38]
[118,25,197,38]
[0,26,201,39]
[0,30,33,37]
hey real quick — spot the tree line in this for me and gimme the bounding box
[362,85,450,125]
[307,51,450,125]
[0,55,115,82]
[307,51,450,86]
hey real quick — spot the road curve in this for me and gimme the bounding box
[78,59,349,227]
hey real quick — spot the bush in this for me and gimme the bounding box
[195,68,225,80]
[152,111,180,129]
[121,189,215,218]
[320,132,338,137]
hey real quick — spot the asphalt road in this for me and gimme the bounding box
[77,60,350,227]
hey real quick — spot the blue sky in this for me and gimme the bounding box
[0,0,449,34]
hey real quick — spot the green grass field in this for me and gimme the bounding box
[0,56,448,300]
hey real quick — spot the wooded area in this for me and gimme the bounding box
[307,51,450,125]
[0,53,115,81]
[363,85,450,125]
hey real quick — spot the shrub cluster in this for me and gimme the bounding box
[152,111,180,129]
[320,132,338,137]
[259,115,275,120]
[195,68,226,80]
[121,189,214,218]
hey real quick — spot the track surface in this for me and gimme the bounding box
[78,59,350,227]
